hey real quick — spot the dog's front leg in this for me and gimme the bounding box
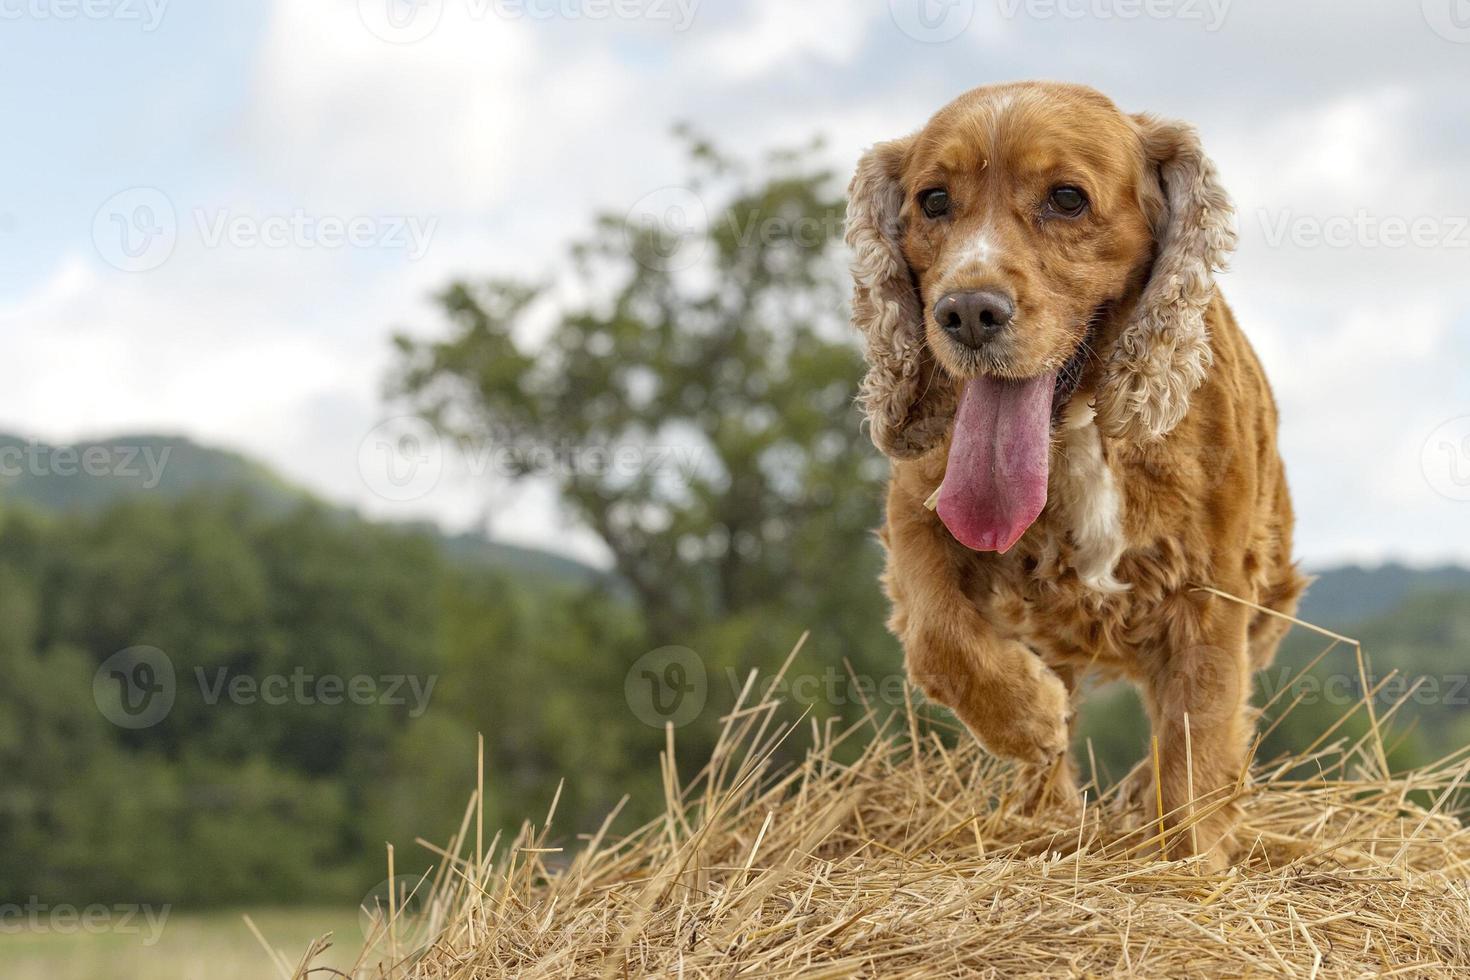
[1138,603,1254,871]
[884,497,1074,790]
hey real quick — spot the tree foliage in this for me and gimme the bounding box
[390,134,886,651]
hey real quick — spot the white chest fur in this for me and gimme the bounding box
[1050,403,1130,595]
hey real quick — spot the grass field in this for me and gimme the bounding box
[1,907,358,980]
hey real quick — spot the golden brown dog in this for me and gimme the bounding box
[846,81,1306,869]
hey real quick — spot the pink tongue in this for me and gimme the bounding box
[937,373,1056,553]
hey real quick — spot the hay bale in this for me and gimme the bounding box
[312,653,1470,979]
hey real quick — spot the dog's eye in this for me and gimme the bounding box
[919,189,950,219]
[1048,186,1088,217]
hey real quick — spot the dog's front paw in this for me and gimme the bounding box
[904,632,1071,767]
[974,660,1071,767]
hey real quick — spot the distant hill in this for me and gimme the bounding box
[0,431,605,588]
[0,431,307,514]
[432,528,607,587]
[1299,564,1470,629]
[2,431,1465,621]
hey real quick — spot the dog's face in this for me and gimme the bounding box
[847,81,1236,462]
[896,85,1156,399]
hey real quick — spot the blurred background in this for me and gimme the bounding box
[3,1,1470,976]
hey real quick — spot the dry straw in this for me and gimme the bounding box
[285,605,1470,978]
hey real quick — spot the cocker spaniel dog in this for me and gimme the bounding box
[848,81,1306,869]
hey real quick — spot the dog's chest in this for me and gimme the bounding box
[1040,417,1130,594]
[970,416,1141,670]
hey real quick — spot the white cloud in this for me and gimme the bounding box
[244,2,533,212]
[680,0,878,80]
[243,0,666,217]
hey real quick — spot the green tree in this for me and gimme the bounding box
[389,136,889,667]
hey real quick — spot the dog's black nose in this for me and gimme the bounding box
[935,290,1015,349]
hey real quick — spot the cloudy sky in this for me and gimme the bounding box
[2,0,1468,569]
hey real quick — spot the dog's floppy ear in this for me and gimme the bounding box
[1095,115,1237,443]
[846,136,954,459]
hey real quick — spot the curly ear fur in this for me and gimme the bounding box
[1095,116,1237,443]
[846,138,954,459]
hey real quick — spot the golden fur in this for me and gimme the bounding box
[847,81,1306,869]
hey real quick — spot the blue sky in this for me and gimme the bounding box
[3,0,1469,568]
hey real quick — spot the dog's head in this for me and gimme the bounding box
[847,81,1235,551]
